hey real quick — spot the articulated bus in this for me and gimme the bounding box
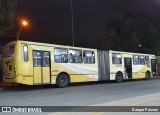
[3,40,156,87]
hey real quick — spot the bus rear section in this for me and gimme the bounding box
[3,41,53,85]
[3,41,19,83]
[3,41,30,84]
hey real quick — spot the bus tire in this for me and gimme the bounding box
[115,72,123,83]
[145,71,151,80]
[56,73,70,88]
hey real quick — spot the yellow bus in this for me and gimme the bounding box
[3,40,156,87]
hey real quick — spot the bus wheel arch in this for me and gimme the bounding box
[145,71,151,80]
[115,71,123,83]
[56,72,70,88]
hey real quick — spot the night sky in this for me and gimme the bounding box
[17,0,160,48]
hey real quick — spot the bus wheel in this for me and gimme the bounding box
[145,71,151,80]
[115,72,123,83]
[56,73,70,88]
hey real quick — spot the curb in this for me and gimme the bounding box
[151,76,160,79]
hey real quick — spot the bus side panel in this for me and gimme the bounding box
[51,63,88,83]
[109,52,125,80]
[51,48,98,84]
[14,42,22,83]
[21,44,34,85]
[51,53,98,84]
[138,66,146,79]
[132,65,146,79]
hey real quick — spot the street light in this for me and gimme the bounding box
[22,21,27,26]
[70,0,75,46]
[17,20,28,40]
[139,44,142,47]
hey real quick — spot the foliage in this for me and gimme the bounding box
[98,12,160,55]
[0,0,22,34]
[0,45,3,54]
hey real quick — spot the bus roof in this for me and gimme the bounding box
[109,50,155,56]
[4,40,155,56]
[14,40,97,51]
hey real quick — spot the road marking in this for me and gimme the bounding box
[93,112,105,115]
[92,97,160,115]
[128,97,160,106]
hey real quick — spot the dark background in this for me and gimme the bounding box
[16,0,160,48]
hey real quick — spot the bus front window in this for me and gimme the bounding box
[3,45,15,59]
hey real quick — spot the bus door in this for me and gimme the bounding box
[124,57,132,79]
[151,59,156,76]
[33,51,51,84]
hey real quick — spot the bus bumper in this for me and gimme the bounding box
[3,75,22,84]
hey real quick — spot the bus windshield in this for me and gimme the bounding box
[3,45,15,59]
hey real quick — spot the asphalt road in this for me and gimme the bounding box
[0,78,160,107]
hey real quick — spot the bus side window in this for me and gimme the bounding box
[112,53,122,64]
[54,48,68,63]
[33,51,41,67]
[140,55,145,65]
[145,56,150,65]
[69,53,74,63]
[69,49,82,63]
[83,51,95,64]
[24,45,28,62]
[133,55,140,65]
[43,52,50,67]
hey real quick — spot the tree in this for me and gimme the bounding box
[98,12,160,55]
[0,0,22,34]
[97,18,121,50]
